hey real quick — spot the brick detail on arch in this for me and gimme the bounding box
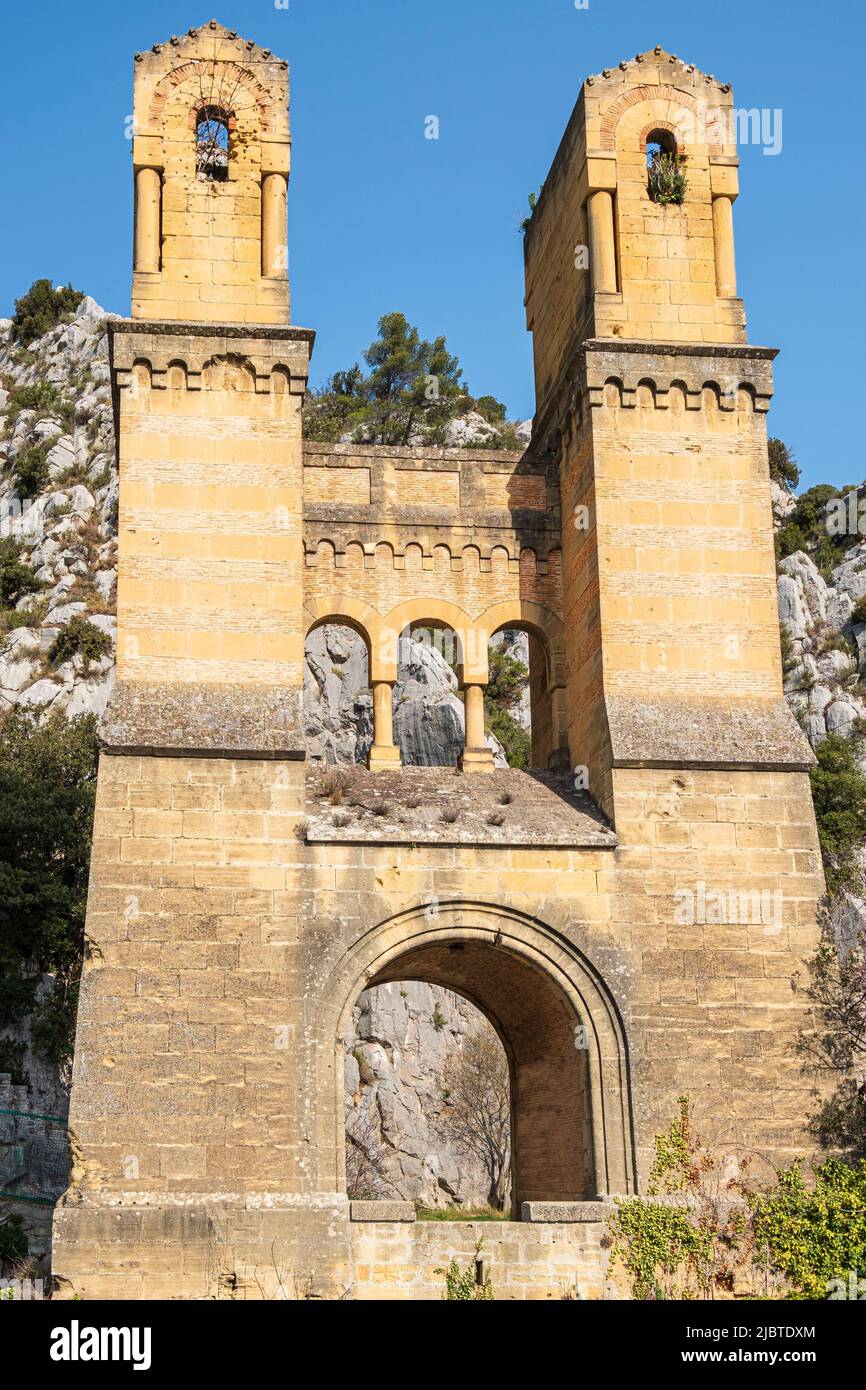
[600,83,721,154]
[639,120,683,155]
[149,59,274,132]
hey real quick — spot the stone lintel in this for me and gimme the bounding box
[349,1201,416,1223]
[109,318,316,346]
[606,696,815,771]
[521,1200,611,1223]
[100,680,306,760]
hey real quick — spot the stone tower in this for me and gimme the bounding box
[52,37,825,1300]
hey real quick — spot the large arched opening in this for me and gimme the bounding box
[326,904,636,1215]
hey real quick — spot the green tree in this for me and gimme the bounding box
[0,710,98,1066]
[12,279,84,347]
[10,442,51,496]
[302,312,511,447]
[484,643,531,768]
[768,437,800,491]
[0,539,40,609]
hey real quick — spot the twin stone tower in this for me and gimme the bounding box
[52,23,824,1299]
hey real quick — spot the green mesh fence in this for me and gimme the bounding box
[0,1107,70,1207]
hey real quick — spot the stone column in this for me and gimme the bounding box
[459,682,494,774]
[587,190,617,295]
[261,172,288,278]
[712,194,737,297]
[134,167,161,274]
[368,681,401,772]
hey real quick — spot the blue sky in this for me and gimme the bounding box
[1,0,863,489]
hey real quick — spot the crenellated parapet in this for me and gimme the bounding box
[110,320,313,395]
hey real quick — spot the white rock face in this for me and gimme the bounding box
[344,981,509,1207]
[777,529,866,755]
[0,300,116,722]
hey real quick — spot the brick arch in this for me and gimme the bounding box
[639,120,682,153]
[600,83,722,154]
[475,599,565,688]
[149,59,275,132]
[323,901,637,1205]
[304,595,394,682]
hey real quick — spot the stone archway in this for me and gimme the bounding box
[323,902,637,1210]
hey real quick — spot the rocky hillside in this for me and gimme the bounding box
[0,300,117,719]
[773,479,866,752]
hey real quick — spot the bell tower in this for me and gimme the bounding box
[131,19,291,324]
[523,48,809,817]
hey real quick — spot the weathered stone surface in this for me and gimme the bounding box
[521,1201,611,1223]
[607,695,815,770]
[101,680,306,758]
[350,1200,416,1222]
[306,764,616,845]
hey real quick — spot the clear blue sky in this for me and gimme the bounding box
[1,0,863,490]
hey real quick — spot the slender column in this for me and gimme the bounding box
[712,194,737,297]
[587,189,617,295]
[459,683,494,774]
[368,681,401,772]
[134,167,161,274]
[261,172,288,278]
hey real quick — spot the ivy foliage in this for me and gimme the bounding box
[435,1240,494,1300]
[0,709,98,1069]
[610,1098,721,1299]
[750,1158,866,1300]
[609,1098,866,1300]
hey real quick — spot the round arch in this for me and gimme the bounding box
[319,902,637,1210]
[304,596,395,682]
[476,599,565,689]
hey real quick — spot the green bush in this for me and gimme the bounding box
[6,380,62,423]
[435,1240,494,1299]
[768,437,801,491]
[0,1214,28,1267]
[750,1158,866,1300]
[10,442,51,496]
[809,734,866,894]
[48,616,113,670]
[0,539,39,608]
[776,482,850,579]
[0,1036,28,1087]
[609,1099,866,1300]
[485,645,531,768]
[12,279,84,347]
[0,709,98,1066]
[852,596,866,626]
[647,152,687,205]
[2,605,45,632]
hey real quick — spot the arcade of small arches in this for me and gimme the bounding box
[304,595,567,773]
